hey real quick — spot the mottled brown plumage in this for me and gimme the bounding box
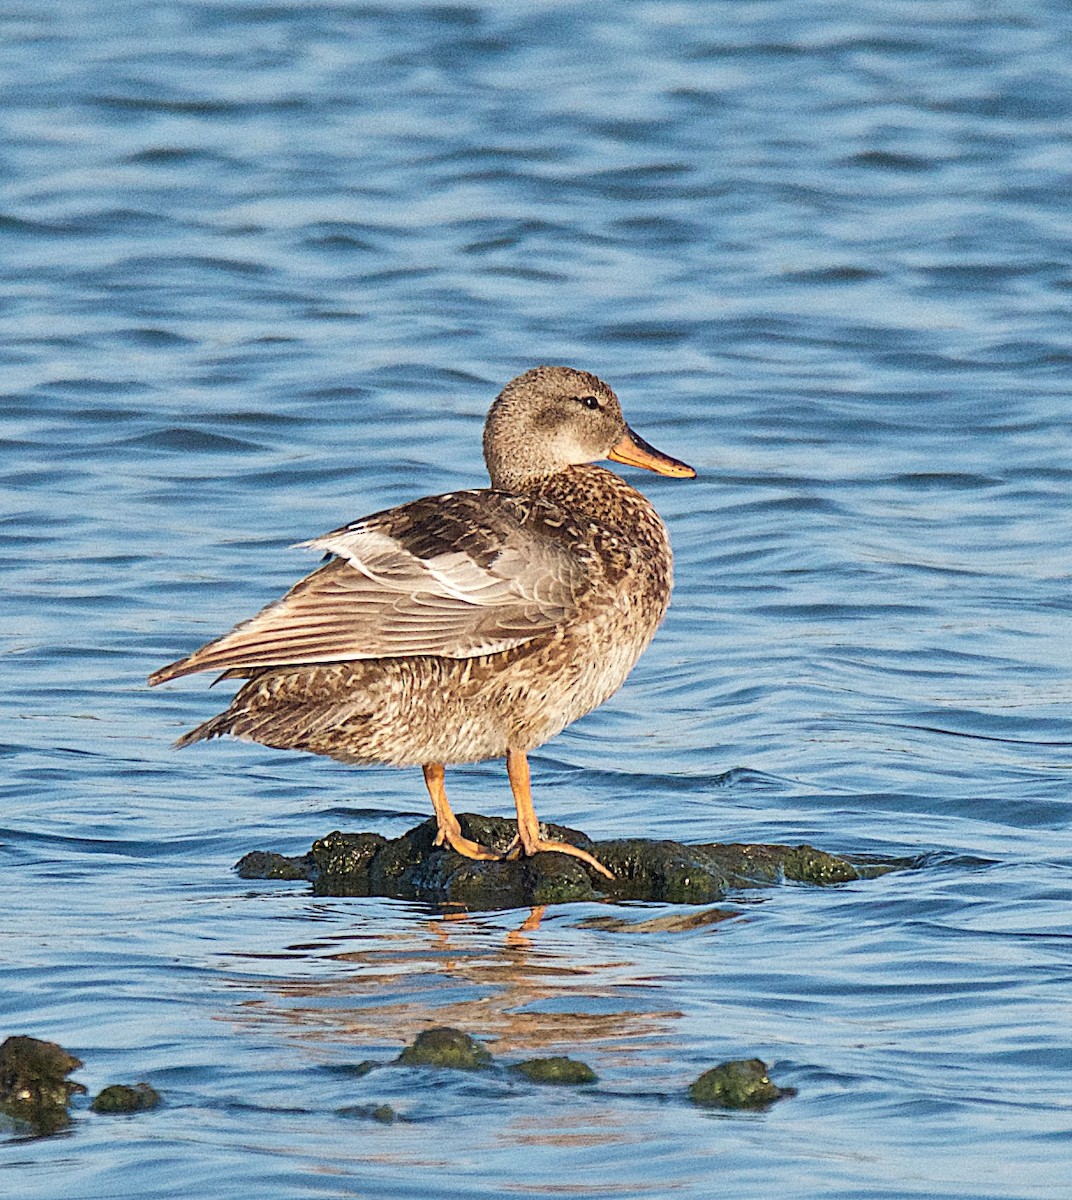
[149,366,694,878]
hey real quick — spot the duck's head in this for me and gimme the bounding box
[483,366,695,491]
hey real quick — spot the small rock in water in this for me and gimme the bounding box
[511,1056,597,1085]
[688,1058,795,1109]
[395,1027,492,1070]
[332,1060,379,1078]
[234,850,312,881]
[90,1082,161,1114]
[337,1102,398,1124]
[0,1035,86,1135]
[577,906,739,933]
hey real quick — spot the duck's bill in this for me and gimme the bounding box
[607,427,696,478]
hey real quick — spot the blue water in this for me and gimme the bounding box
[3,0,1072,1195]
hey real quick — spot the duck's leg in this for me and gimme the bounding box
[422,763,500,861]
[505,748,615,880]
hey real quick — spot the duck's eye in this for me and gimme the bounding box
[576,395,601,411]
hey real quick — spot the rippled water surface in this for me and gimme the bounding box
[3,1,1072,1196]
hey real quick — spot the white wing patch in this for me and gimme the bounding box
[302,528,527,609]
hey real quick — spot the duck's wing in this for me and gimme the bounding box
[148,490,595,684]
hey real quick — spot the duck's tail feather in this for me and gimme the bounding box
[173,712,234,749]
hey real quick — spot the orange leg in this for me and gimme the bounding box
[422,763,499,861]
[506,748,614,880]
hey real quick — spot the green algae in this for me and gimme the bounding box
[333,1060,378,1078]
[577,906,739,933]
[596,838,730,903]
[0,1035,86,1135]
[235,850,313,881]
[511,1057,597,1085]
[311,831,387,896]
[688,1058,795,1109]
[395,1027,492,1071]
[699,842,864,887]
[237,814,908,910]
[337,1102,398,1124]
[90,1082,161,1114]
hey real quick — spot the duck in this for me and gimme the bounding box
[149,366,695,879]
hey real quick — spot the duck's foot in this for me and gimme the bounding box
[502,833,615,880]
[527,837,616,880]
[433,820,501,862]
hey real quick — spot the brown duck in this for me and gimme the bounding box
[149,366,694,879]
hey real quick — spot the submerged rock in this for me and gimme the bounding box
[395,1027,493,1071]
[237,813,903,909]
[511,1056,597,1085]
[337,1102,398,1124]
[577,906,738,933]
[0,1035,86,1135]
[688,1058,795,1109]
[90,1082,161,1114]
[331,1060,379,1079]
[235,850,313,881]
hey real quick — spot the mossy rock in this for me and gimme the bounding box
[511,1056,597,1085]
[235,850,313,881]
[578,906,738,933]
[688,1058,795,1109]
[236,814,907,910]
[331,1060,379,1078]
[596,839,729,903]
[395,1027,492,1071]
[91,1082,161,1114]
[697,842,869,887]
[0,1035,86,1135]
[337,1102,398,1124]
[312,832,388,895]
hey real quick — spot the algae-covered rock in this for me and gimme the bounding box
[90,1082,161,1114]
[236,813,906,910]
[697,842,867,888]
[578,907,738,933]
[395,1027,492,1071]
[235,850,312,881]
[596,839,730,903]
[0,1035,86,1135]
[331,1060,379,1078]
[688,1058,795,1109]
[312,832,387,895]
[511,1056,597,1085]
[337,1102,398,1124]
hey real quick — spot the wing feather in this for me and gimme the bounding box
[149,491,594,684]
